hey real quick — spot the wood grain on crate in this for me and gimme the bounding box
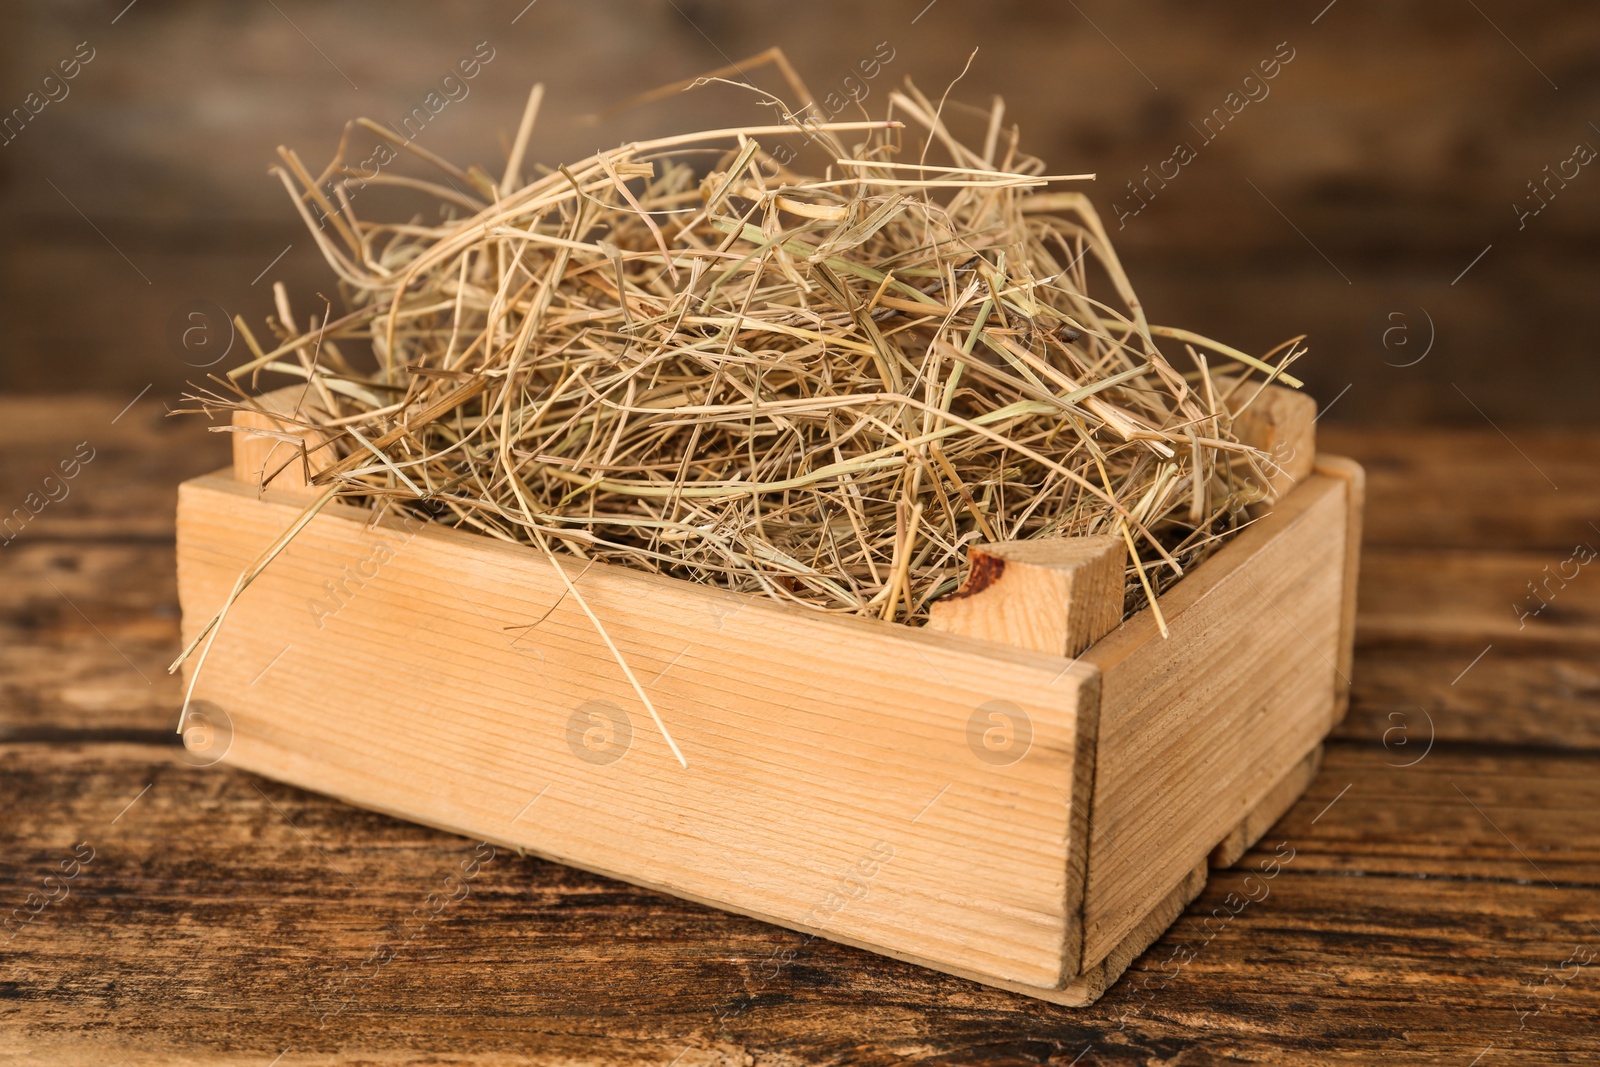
[177,471,1102,990]
[914,405,1350,1001]
[1079,471,1349,966]
[926,534,1124,657]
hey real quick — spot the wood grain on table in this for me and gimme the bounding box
[2,404,1598,1065]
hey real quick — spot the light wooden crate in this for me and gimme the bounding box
[176,388,1362,1005]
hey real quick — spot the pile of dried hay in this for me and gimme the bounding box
[190,67,1304,633]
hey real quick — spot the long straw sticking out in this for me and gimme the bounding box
[501,83,545,197]
[532,528,688,768]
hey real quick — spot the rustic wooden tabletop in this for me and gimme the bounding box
[3,396,1598,1065]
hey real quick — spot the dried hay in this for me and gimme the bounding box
[184,60,1305,643]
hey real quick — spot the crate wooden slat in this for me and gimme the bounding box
[175,394,1362,1004]
[1079,469,1352,965]
[178,470,1103,991]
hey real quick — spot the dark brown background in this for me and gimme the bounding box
[2,0,1597,425]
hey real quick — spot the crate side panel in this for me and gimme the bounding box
[1314,454,1366,724]
[175,474,1096,988]
[1080,475,1346,966]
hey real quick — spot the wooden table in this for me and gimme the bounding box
[4,397,1598,1065]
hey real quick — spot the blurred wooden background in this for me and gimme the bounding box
[2,0,1597,425]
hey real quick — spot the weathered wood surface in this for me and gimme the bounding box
[0,540,180,739]
[4,742,1598,1065]
[1320,425,1600,754]
[0,397,230,541]
[4,402,1600,1063]
[0,398,224,738]
[1319,427,1600,551]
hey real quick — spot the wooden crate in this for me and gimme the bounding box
[176,388,1362,1005]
